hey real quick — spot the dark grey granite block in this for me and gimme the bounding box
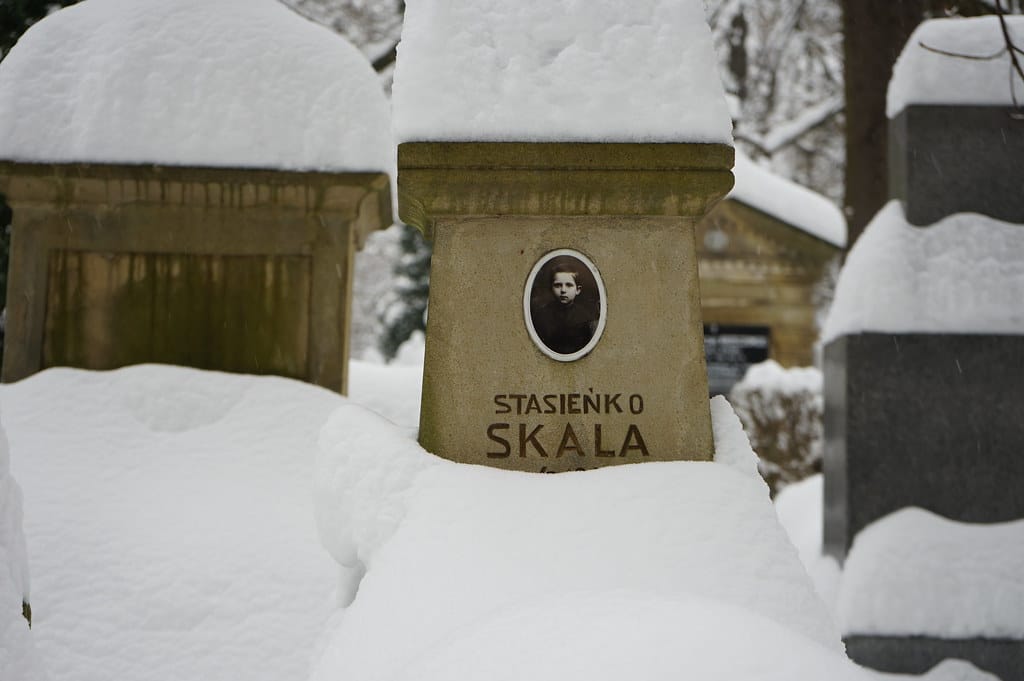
[889,106,1024,227]
[824,333,1024,559]
[845,635,1024,680]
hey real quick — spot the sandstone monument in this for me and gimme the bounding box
[392,0,735,471]
[0,0,394,393]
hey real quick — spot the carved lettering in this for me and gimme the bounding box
[519,424,548,457]
[486,423,511,458]
[555,424,584,458]
[594,424,616,457]
[620,425,650,457]
[493,392,644,416]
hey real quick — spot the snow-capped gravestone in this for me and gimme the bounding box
[887,16,1024,226]
[823,16,1024,680]
[394,0,733,471]
[0,0,393,392]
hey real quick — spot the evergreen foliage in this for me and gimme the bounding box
[376,224,431,361]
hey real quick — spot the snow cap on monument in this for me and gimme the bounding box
[0,0,393,174]
[392,0,733,144]
[887,16,1024,118]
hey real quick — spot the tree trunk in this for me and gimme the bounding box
[841,0,993,246]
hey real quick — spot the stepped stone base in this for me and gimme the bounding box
[846,635,1024,680]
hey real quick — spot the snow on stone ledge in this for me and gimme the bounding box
[731,153,846,247]
[0,0,393,174]
[310,397,858,681]
[392,0,733,143]
[822,201,1024,342]
[837,507,1024,639]
[888,16,1024,118]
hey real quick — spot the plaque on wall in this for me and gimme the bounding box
[704,324,770,396]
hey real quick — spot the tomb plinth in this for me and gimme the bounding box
[0,161,392,392]
[399,142,733,471]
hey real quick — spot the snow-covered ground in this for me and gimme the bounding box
[0,360,1003,681]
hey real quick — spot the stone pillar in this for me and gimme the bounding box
[824,106,1024,680]
[0,162,391,393]
[889,106,1024,226]
[399,142,733,472]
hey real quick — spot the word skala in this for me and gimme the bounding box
[485,422,650,459]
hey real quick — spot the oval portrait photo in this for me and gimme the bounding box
[523,249,607,362]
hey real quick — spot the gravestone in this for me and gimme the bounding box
[823,16,1024,680]
[392,0,735,472]
[400,143,732,471]
[0,162,391,393]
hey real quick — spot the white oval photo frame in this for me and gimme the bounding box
[523,248,607,362]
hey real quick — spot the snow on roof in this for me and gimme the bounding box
[0,0,393,174]
[888,16,1024,118]
[729,153,847,247]
[309,396,857,680]
[837,507,1024,638]
[391,0,733,144]
[822,201,1024,342]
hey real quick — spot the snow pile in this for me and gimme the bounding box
[773,475,841,608]
[348,359,422,430]
[732,359,822,397]
[823,201,1024,342]
[888,16,1024,118]
[392,0,732,143]
[0,407,49,681]
[0,0,392,174]
[2,366,348,681]
[838,507,1024,639]
[731,153,847,247]
[309,395,866,681]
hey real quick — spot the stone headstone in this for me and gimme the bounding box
[0,162,391,393]
[824,16,1024,679]
[399,143,733,471]
[889,106,1024,226]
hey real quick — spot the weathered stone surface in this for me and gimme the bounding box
[845,635,1024,681]
[0,162,392,392]
[401,142,732,471]
[889,106,1024,226]
[823,333,1024,559]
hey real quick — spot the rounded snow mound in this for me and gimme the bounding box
[392,0,732,143]
[0,0,393,174]
[888,16,1024,118]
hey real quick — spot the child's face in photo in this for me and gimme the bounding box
[551,272,581,305]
